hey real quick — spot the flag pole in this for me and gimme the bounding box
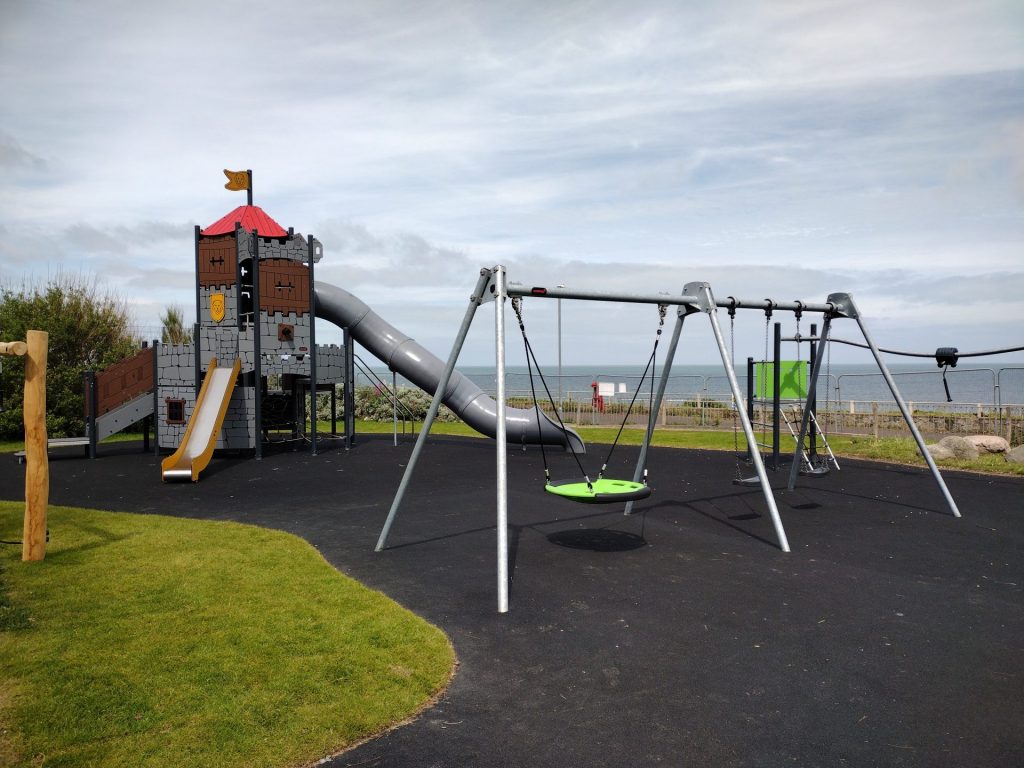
[246,169,253,206]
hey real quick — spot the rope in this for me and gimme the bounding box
[511,298,591,489]
[598,307,664,479]
[727,302,742,465]
[827,339,1024,358]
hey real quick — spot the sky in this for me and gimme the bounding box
[1,0,1022,369]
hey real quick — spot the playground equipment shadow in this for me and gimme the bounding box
[2,436,1022,767]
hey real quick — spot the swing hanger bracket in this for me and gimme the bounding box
[935,347,959,368]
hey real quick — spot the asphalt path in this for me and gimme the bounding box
[3,436,1022,767]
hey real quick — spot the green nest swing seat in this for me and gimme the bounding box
[545,477,653,504]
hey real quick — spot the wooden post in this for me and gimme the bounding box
[22,331,48,561]
[1,332,47,561]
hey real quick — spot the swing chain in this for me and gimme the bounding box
[511,296,523,326]
[794,301,802,359]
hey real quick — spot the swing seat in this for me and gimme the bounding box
[800,464,830,477]
[545,478,652,504]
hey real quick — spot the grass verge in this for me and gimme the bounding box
[0,503,454,768]
[343,420,1024,476]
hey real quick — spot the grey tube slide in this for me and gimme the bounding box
[315,282,584,453]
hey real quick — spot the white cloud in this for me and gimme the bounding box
[0,0,1021,365]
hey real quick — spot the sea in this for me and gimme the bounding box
[357,363,1024,408]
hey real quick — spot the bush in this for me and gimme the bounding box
[316,385,458,423]
[0,275,139,439]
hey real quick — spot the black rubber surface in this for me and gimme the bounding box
[3,436,1022,767]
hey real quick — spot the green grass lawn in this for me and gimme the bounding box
[0,503,454,768]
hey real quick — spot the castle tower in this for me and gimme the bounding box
[157,183,349,460]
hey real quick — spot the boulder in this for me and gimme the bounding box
[926,443,955,460]
[1007,445,1024,465]
[938,435,979,461]
[964,435,1010,454]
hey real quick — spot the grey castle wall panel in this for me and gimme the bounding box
[316,344,346,382]
[199,326,240,369]
[219,386,256,450]
[157,385,196,448]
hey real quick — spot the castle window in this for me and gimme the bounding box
[166,398,185,425]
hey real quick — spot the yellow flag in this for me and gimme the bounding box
[223,169,250,191]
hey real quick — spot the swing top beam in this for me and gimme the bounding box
[506,283,843,316]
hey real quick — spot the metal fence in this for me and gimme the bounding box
[350,366,1024,444]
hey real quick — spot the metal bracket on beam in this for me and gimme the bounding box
[683,281,716,314]
[477,267,498,304]
[825,292,856,319]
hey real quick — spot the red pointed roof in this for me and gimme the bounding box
[201,205,288,237]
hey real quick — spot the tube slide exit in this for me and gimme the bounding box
[314,282,584,453]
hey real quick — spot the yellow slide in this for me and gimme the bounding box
[161,357,241,482]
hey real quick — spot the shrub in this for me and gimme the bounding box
[0,275,139,439]
[316,385,458,423]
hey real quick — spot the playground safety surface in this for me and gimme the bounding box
[4,436,1023,767]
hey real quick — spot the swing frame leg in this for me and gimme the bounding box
[624,304,689,515]
[692,282,791,553]
[376,268,493,552]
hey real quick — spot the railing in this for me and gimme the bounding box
[350,365,1024,444]
[352,354,418,440]
[500,393,1024,443]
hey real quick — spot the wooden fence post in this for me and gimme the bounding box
[2,332,48,561]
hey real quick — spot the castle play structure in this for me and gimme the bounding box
[73,171,577,482]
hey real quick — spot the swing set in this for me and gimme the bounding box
[377,266,963,613]
[511,295,661,504]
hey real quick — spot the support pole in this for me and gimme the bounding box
[624,306,688,515]
[376,268,493,552]
[494,265,509,613]
[22,331,48,561]
[85,370,98,459]
[746,356,755,463]
[690,283,790,553]
[808,323,818,461]
[308,235,318,456]
[772,321,781,470]
[251,234,263,460]
[343,328,354,449]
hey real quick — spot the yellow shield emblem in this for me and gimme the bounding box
[210,293,225,323]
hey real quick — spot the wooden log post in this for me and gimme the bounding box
[23,331,49,561]
[1,331,48,561]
